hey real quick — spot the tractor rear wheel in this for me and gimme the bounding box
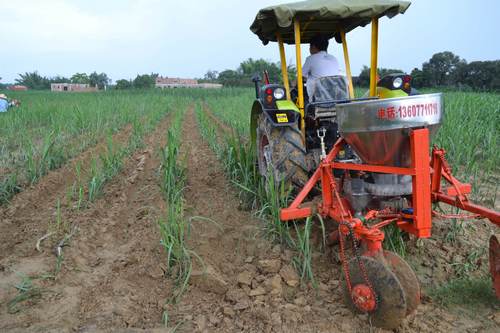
[256,114,309,188]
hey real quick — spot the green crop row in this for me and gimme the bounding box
[0,90,190,205]
[155,106,197,314]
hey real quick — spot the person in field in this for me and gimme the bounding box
[0,94,20,112]
[302,35,346,102]
[0,94,9,112]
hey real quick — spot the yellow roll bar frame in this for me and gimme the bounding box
[277,33,291,100]
[294,19,305,139]
[369,18,379,97]
[340,30,354,99]
[280,16,380,139]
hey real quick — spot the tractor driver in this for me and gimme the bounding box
[302,35,344,101]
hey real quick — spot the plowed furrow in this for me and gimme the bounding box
[0,125,134,259]
[0,112,172,331]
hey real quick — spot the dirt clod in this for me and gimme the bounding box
[265,274,283,296]
[248,286,267,297]
[190,264,228,295]
[257,259,281,274]
[236,270,253,286]
[222,306,235,318]
[279,264,300,287]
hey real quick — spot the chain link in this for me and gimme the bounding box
[339,221,379,312]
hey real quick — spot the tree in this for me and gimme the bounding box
[238,58,282,84]
[215,58,289,87]
[357,66,404,87]
[115,79,133,90]
[15,71,50,89]
[203,70,219,81]
[462,60,500,91]
[217,70,242,87]
[285,62,297,83]
[89,72,110,89]
[410,68,427,88]
[379,68,404,78]
[357,66,371,87]
[421,51,463,86]
[50,75,71,83]
[133,74,156,89]
[71,73,90,84]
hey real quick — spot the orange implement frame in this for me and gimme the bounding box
[281,128,500,252]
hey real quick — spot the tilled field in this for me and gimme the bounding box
[0,93,499,332]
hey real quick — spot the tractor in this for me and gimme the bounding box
[249,0,500,329]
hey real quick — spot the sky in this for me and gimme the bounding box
[0,0,499,83]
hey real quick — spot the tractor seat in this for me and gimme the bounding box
[307,76,349,119]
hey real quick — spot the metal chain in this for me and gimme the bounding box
[339,221,378,312]
[334,174,378,311]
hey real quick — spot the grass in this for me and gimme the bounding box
[450,247,486,278]
[64,95,182,208]
[383,224,407,257]
[0,89,180,205]
[7,274,43,314]
[429,276,499,309]
[0,173,20,204]
[432,91,499,205]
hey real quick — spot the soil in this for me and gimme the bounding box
[0,124,133,259]
[0,107,498,332]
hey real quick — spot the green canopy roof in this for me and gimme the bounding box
[250,0,411,45]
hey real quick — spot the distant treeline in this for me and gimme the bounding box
[2,51,498,91]
[0,72,111,90]
[410,52,500,91]
[0,72,160,90]
[200,58,297,88]
[207,51,500,92]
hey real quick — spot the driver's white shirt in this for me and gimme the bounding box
[302,51,343,100]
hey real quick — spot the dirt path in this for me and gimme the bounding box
[0,113,173,331]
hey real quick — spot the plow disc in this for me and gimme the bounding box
[383,250,421,315]
[341,252,420,330]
